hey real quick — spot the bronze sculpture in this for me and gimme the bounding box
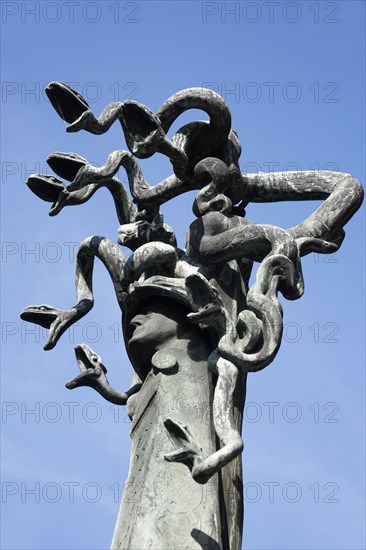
[21,83,363,549]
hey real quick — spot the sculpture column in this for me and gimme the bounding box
[111,349,221,549]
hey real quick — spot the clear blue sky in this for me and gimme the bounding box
[1,1,365,549]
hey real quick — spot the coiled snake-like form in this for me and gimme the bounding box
[21,84,363,486]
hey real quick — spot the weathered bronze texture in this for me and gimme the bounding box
[21,84,363,550]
